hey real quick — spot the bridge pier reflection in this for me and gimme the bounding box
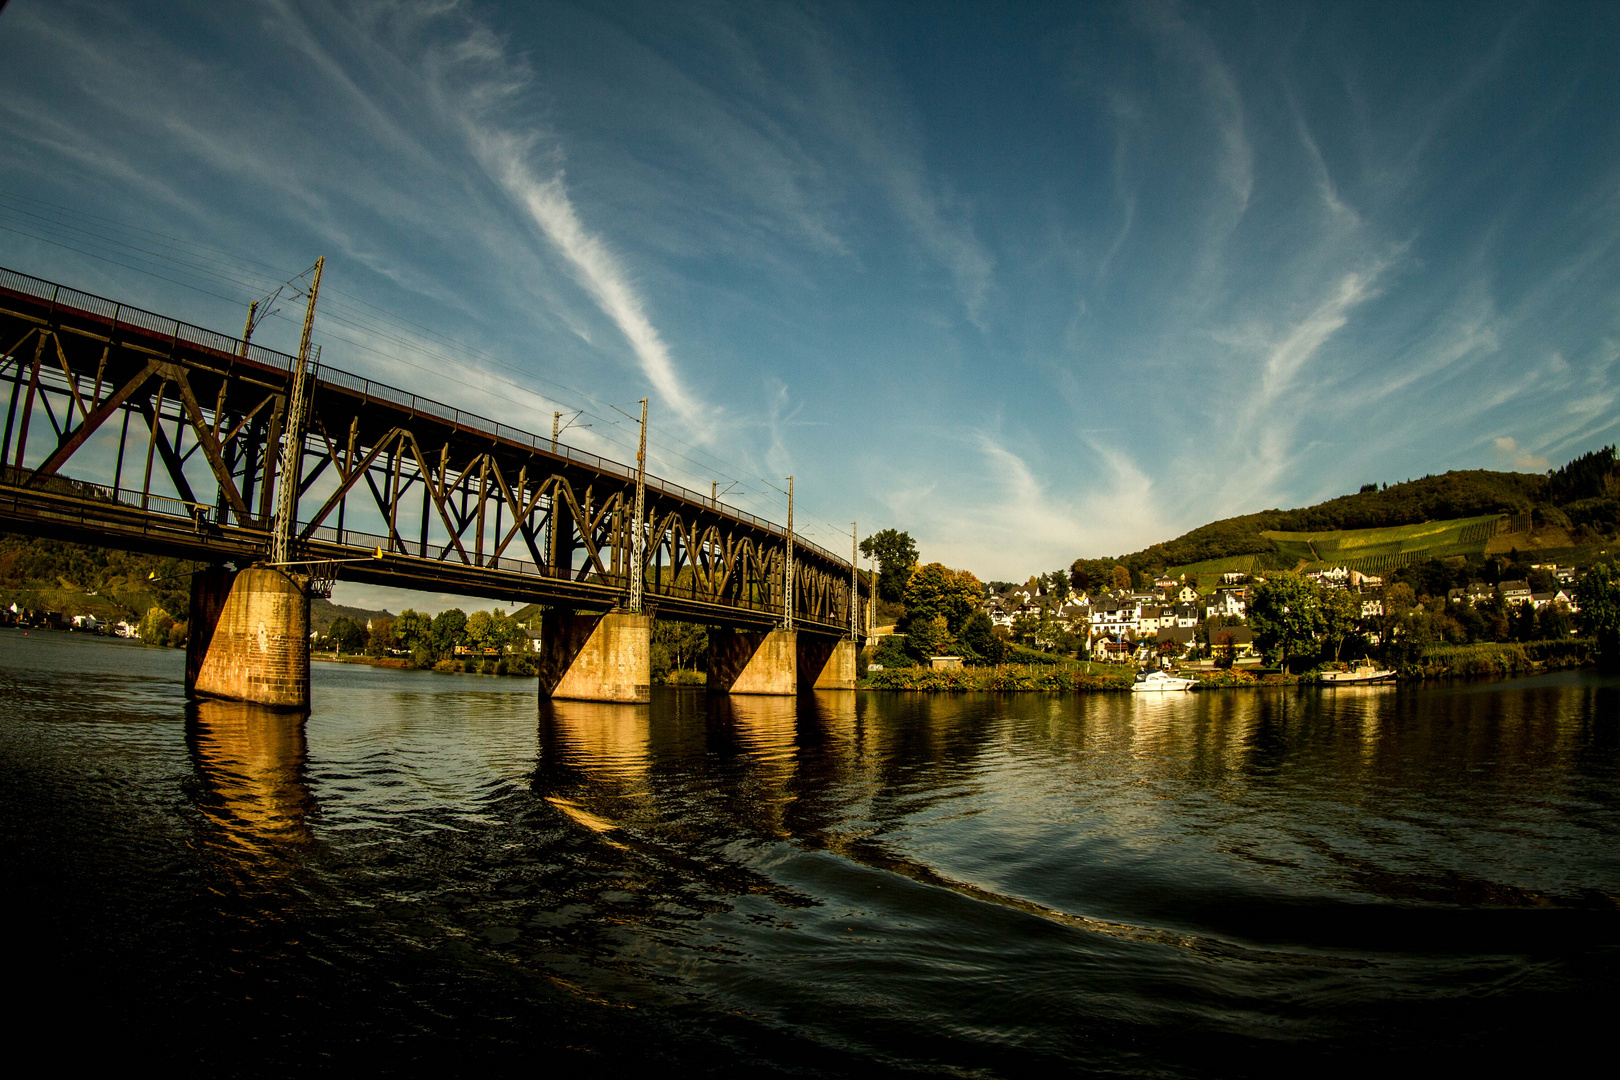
[185,697,314,856]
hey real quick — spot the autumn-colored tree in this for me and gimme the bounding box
[904,563,982,633]
[367,616,394,656]
[904,614,952,660]
[1110,565,1132,592]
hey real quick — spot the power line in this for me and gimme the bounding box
[0,194,838,528]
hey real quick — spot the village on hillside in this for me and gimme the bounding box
[964,562,1583,668]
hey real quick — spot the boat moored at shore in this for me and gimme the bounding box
[1133,670,1197,692]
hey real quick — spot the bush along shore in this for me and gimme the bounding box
[857,639,1599,692]
[1397,638,1594,681]
[860,664,1135,692]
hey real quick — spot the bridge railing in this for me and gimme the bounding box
[1,264,852,572]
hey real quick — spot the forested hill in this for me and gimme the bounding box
[1076,447,1619,580]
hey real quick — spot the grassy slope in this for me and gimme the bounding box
[1259,514,1505,569]
[1126,468,1598,579]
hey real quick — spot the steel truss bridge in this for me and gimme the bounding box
[0,266,868,637]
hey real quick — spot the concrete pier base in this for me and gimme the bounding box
[706,628,798,695]
[798,637,857,691]
[537,610,651,703]
[186,566,311,710]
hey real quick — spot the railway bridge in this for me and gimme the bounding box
[0,265,869,707]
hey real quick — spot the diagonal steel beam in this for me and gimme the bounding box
[402,431,472,565]
[161,362,251,523]
[297,426,402,539]
[24,357,161,484]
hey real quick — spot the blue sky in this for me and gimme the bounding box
[2,0,1618,612]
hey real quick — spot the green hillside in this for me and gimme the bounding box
[1263,514,1506,571]
[1079,445,1619,584]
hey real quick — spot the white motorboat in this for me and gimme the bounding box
[1319,662,1395,685]
[1132,670,1197,692]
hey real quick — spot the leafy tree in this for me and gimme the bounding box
[488,609,519,652]
[903,563,982,633]
[869,635,911,669]
[652,619,708,673]
[1041,570,1071,606]
[465,609,495,650]
[1386,607,1442,668]
[1379,583,1417,644]
[1249,573,1324,671]
[1452,600,1485,644]
[1068,561,1092,592]
[859,529,919,604]
[393,609,432,651]
[1319,588,1360,662]
[138,605,174,646]
[1009,612,1042,647]
[430,608,468,655]
[367,616,394,656]
[329,616,364,653]
[1575,562,1620,670]
[1110,565,1132,592]
[957,611,1002,665]
[1540,600,1573,639]
[904,614,952,660]
[1511,600,1539,642]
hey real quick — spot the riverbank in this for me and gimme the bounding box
[856,640,1599,692]
[313,652,710,685]
[860,663,1137,692]
[1396,638,1594,680]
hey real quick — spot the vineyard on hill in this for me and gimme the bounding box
[1264,514,1513,573]
[1103,446,1618,589]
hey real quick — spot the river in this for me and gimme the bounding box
[2,629,1616,1074]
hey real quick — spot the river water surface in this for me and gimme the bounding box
[3,630,1617,1075]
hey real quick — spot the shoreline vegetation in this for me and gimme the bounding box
[19,627,1598,688]
[858,637,1596,691]
[307,636,1597,688]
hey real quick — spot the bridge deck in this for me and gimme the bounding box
[0,266,867,636]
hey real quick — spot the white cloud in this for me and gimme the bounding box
[1492,436,1550,472]
[895,434,1169,579]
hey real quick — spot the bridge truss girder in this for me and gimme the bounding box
[0,269,866,637]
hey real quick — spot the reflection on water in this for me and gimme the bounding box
[4,630,1618,1074]
[187,698,314,855]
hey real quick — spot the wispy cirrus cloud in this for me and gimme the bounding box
[398,4,716,438]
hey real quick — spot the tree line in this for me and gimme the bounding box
[1247,563,1620,672]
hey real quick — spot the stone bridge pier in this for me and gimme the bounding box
[186,566,311,710]
[537,609,652,703]
[706,629,856,694]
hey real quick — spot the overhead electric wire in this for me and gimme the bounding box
[0,193,763,491]
[0,193,842,531]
